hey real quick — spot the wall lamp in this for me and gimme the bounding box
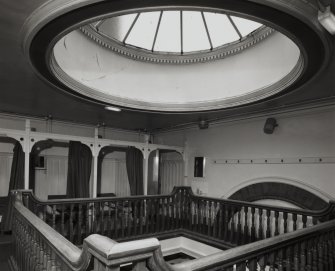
[318,6,335,35]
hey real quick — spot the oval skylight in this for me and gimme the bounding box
[80,10,270,64]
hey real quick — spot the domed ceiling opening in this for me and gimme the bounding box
[50,8,302,112]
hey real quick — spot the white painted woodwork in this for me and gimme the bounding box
[53,30,300,111]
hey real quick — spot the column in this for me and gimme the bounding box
[24,119,31,189]
[143,150,149,195]
[92,128,99,198]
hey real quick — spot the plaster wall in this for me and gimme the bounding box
[155,109,335,200]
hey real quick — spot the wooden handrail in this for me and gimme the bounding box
[16,186,335,249]
[10,188,335,271]
[173,219,335,271]
[11,190,92,271]
[11,190,172,271]
[21,187,335,218]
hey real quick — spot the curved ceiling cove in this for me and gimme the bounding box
[22,0,331,113]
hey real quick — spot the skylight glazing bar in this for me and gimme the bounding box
[180,11,183,54]
[201,12,213,50]
[94,20,105,31]
[151,11,163,52]
[122,13,140,44]
[227,15,242,39]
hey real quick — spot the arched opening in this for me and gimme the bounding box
[0,136,24,232]
[228,181,328,210]
[97,146,129,197]
[30,139,93,199]
[147,149,184,195]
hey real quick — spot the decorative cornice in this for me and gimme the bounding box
[80,24,275,65]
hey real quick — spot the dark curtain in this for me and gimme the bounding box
[66,141,92,198]
[126,147,143,195]
[3,142,25,231]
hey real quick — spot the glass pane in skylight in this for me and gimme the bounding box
[154,11,181,53]
[183,11,211,52]
[230,16,261,36]
[126,12,160,50]
[204,12,239,48]
[98,14,138,41]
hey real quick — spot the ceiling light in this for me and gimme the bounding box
[105,106,121,112]
[318,6,335,35]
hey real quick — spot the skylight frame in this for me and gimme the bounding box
[80,9,274,64]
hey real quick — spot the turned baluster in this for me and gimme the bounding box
[312,237,319,271]
[318,236,325,271]
[161,198,165,232]
[236,207,242,244]
[100,201,105,235]
[302,215,308,228]
[151,199,158,233]
[147,198,152,233]
[197,199,201,233]
[248,258,257,271]
[277,248,284,271]
[171,197,175,230]
[258,255,266,271]
[127,200,132,237]
[121,201,125,238]
[258,208,263,240]
[294,243,300,270]
[86,203,90,236]
[208,201,212,237]
[243,206,249,244]
[114,201,120,239]
[286,246,293,271]
[274,211,279,236]
[293,213,298,231]
[52,205,56,229]
[92,202,97,233]
[269,251,276,271]
[69,204,74,242]
[230,206,235,243]
[133,200,138,236]
[283,212,288,233]
[218,202,223,239]
[250,207,256,242]
[328,231,334,270]
[266,209,271,238]
[236,262,246,271]
[77,204,83,244]
[42,205,47,222]
[155,198,160,232]
[306,239,313,271]
[300,241,307,270]
[139,200,144,235]
[108,202,112,238]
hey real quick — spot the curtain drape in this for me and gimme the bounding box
[3,141,25,231]
[125,147,143,195]
[66,141,92,198]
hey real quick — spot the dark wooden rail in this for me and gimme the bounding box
[19,187,335,247]
[173,218,335,271]
[9,189,335,271]
[10,190,172,271]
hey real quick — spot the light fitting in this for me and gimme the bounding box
[318,6,335,35]
[105,106,121,112]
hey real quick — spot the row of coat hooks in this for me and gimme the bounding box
[212,156,335,165]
